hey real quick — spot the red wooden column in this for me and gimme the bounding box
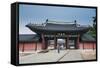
[66,34,69,49]
[45,39,48,49]
[65,39,67,49]
[76,34,80,49]
[54,34,57,49]
[83,42,84,49]
[41,33,46,50]
[22,43,25,52]
[35,42,37,51]
[93,42,94,50]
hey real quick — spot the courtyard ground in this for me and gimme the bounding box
[19,49,96,64]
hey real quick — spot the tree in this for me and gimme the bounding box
[87,16,96,38]
[92,17,96,30]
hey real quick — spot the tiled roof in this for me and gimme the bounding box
[19,34,40,43]
[81,33,96,42]
[19,33,96,43]
[26,20,90,32]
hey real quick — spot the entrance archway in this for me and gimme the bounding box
[40,33,80,50]
[47,38,77,50]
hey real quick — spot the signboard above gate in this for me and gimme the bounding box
[44,34,78,37]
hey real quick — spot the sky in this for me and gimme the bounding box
[19,4,96,34]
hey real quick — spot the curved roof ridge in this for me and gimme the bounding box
[46,19,75,24]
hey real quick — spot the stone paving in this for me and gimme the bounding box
[19,49,96,64]
[59,50,83,61]
[81,49,96,60]
[19,49,69,64]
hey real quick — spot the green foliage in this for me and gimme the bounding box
[88,16,96,38]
